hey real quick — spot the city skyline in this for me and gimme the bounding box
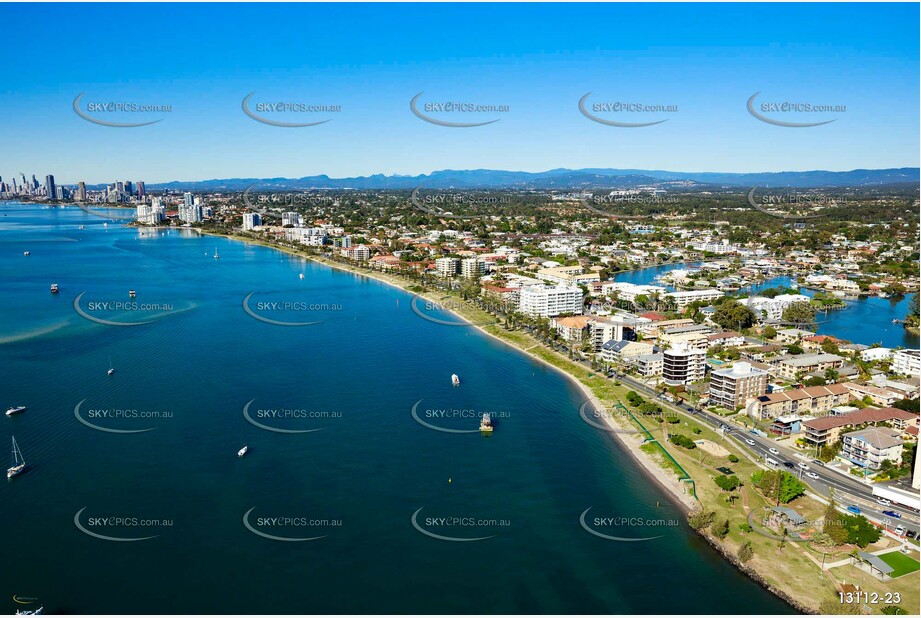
[0,2,917,184]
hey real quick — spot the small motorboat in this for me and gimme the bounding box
[22,251,30,256]
[50,283,59,294]
[5,406,27,416]
[238,445,248,457]
[451,374,460,386]
[479,413,494,433]
[129,289,136,298]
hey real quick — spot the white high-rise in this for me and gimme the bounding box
[518,285,583,318]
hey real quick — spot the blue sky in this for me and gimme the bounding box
[0,2,917,184]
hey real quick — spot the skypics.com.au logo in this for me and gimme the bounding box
[410,92,509,127]
[73,399,173,434]
[73,507,172,542]
[241,93,341,127]
[243,399,342,434]
[411,507,509,542]
[242,292,341,326]
[410,399,510,434]
[579,507,679,542]
[747,92,845,128]
[243,508,341,542]
[579,92,677,127]
[73,93,171,127]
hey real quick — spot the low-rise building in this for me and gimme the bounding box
[772,353,845,380]
[841,427,904,470]
[632,353,664,378]
[802,407,919,447]
[893,349,921,377]
[665,289,724,309]
[752,383,852,420]
[552,316,592,342]
[841,382,903,407]
[600,340,657,364]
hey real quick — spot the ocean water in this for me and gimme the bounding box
[0,203,792,614]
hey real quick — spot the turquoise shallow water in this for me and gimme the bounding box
[0,203,793,614]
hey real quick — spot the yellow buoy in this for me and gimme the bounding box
[448,478,452,483]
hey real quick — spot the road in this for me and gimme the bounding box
[554,343,921,536]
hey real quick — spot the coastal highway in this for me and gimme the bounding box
[576,358,921,534]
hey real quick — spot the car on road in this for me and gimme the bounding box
[811,459,824,466]
[894,525,905,537]
[797,463,810,470]
[876,498,892,507]
[783,462,795,469]
[806,472,820,480]
[769,447,779,455]
[745,439,756,446]
[846,505,861,514]
[882,510,901,519]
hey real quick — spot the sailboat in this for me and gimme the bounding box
[7,436,26,478]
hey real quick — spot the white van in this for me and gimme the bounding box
[765,457,780,469]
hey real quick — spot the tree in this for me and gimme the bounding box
[711,517,730,540]
[737,540,754,562]
[714,475,741,492]
[824,367,840,383]
[712,300,756,331]
[762,325,777,340]
[823,491,850,546]
[782,301,816,326]
[751,469,806,504]
[687,510,715,530]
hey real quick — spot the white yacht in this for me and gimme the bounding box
[6,406,26,416]
[238,445,248,457]
[451,374,460,386]
[7,436,26,478]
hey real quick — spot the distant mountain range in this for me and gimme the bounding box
[132,167,919,192]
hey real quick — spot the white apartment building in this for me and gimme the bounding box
[892,349,921,377]
[461,258,486,279]
[605,282,668,304]
[662,341,706,386]
[708,362,768,409]
[136,203,163,225]
[665,289,724,309]
[841,427,903,470]
[518,285,583,318]
[243,212,262,230]
[281,212,301,227]
[435,257,460,277]
[741,294,812,322]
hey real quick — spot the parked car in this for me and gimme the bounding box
[876,498,892,507]
[894,525,905,537]
[846,505,861,515]
[745,439,756,446]
[797,463,810,470]
[811,459,824,466]
[806,472,820,480]
[882,510,901,519]
[906,530,917,540]
[769,448,779,455]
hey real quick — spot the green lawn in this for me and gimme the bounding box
[879,551,921,578]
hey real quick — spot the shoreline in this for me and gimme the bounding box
[200,230,702,514]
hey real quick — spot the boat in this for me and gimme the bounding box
[214,247,220,259]
[50,283,59,294]
[7,436,26,479]
[128,289,136,298]
[16,608,43,615]
[22,251,30,256]
[479,413,494,433]
[5,406,26,416]
[299,273,305,280]
[238,445,248,457]
[451,374,460,386]
[107,356,115,376]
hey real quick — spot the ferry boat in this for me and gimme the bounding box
[5,406,26,416]
[479,413,494,433]
[50,283,59,294]
[129,289,136,298]
[451,374,460,386]
[238,445,248,457]
[7,436,26,479]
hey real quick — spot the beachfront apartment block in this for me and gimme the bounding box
[840,427,904,470]
[586,316,637,352]
[435,257,460,277]
[662,342,706,386]
[552,316,592,342]
[604,282,667,305]
[801,407,919,447]
[632,353,664,378]
[771,353,845,381]
[751,383,851,420]
[708,362,768,410]
[659,324,712,351]
[518,284,583,318]
[893,349,921,377]
[341,245,371,261]
[461,258,486,279]
[243,212,262,230]
[665,289,725,309]
[600,340,657,364]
